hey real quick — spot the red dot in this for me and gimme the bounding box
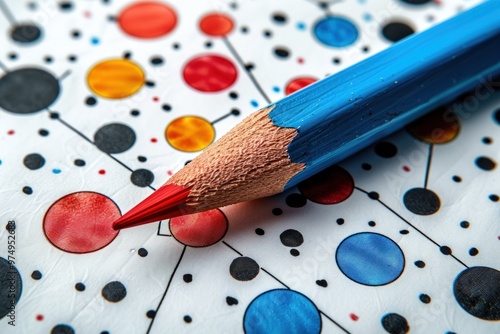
[285,77,317,96]
[170,209,228,247]
[43,192,120,253]
[298,165,354,204]
[118,2,177,38]
[403,166,411,172]
[36,315,44,321]
[183,54,237,92]
[297,57,304,64]
[167,170,173,176]
[98,169,106,175]
[83,11,92,18]
[199,13,234,36]
[350,313,359,321]
[153,97,159,102]
[151,138,158,143]
[7,130,14,135]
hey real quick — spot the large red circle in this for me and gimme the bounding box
[298,165,354,204]
[169,209,228,247]
[43,192,120,253]
[199,13,234,36]
[183,54,237,92]
[285,77,317,96]
[118,2,177,38]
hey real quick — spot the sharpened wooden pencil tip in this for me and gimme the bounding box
[112,184,193,230]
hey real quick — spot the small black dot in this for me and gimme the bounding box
[482,137,492,144]
[332,57,341,65]
[131,169,154,187]
[382,21,415,43]
[399,229,409,235]
[59,2,73,10]
[362,46,370,53]
[374,142,398,158]
[245,63,255,71]
[23,153,45,170]
[138,156,147,162]
[130,109,140,116]
[263,30,272,38]
[184,315,192,323]
[440,246,452,255]
[85,96,97,106]
[74,159,85,167]
[229,91,238,99]
[49,112,59,119]
[414,260,425,268]
[286,193,307,207]
[205,41,213,48]
[146,310,156,319]
[44,56,53,63]
[67,55,77,62]
[145,81,155,87]
[150,56,164,65]
[71,30,80,38]
[361,163,372,170]
[231,108,241,116]
[419,293,431,304]
[226,296,238,306]
[75,283,86,291]
[273,47,290,58]
[272,208,282,215]
[336,218,345,225]
[368,191,379,200]
[230,257,259,281]
[172,43,180,49]
[255,228,264,236]
[102,281,127,302]
[319,2,329,9]
[39,129,49,136]
[368,221,376,227]
[162,104,172,111]
[475,156,496,171]
[469,247,479,256]
[183,274,192,283]
[280,229,304,247]
[123,51,132,59]
[51,324,75,334]
[138,248,148,257]
[489,194,499,202]
[316,279,328,287]
[31,270,42,280]
[229,2,238,9]
[240,26,249,33]
[23,186,33,195]
[272,13,287,24]
[100,332,109,334]
[8,52,17,60]
[452,175,462,182]
[290,249,300,256]
[460,221,470,228]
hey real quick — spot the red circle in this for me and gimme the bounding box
[36,315,44,321]
[43,192,120,253]
[98,169,106,175]
[169,209,228,247]
[118,2,177,38]
[199,13,234,36]
[183,55,237,92]
[298,165,354,204]
[285,77,317,96]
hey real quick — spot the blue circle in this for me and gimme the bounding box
[336,232,405,286]
[244,289,321,334]
[313,16,359,47]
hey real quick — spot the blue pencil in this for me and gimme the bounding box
[114,0,500,230]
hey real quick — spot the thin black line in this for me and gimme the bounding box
[0,60,9,72]
[222,37,271,104]
[423,144,434,189]
[156,221,172,237]
[59,69,71,81]
[0,0,16,25]
[147,245,187,334]
[211,112,232,125]
[318,310,351,334]
[260,267,290,289]
[222,241,243,256]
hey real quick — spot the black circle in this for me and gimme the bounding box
[403,188,440,215]
[8,52,17,60]
[231,108,240,116]
[102,281,127,302]
[74,159,85,167]
[290,249,300,256]
[22,186,33,195]
[381,313,410,334]
[399,230,409,235]
[31,270,42,280]
[368,221,376,227]
[280,229,304,247]
[374,142,398,158]
[362,163,372,170]
[229,257,259,281]
[10,24,42,43]
[130,109,140,116]
[382,22,415,43]
[400,0,433,4]
[138,248,148,257]
[316,279,328,287]
[183,274,192,283]
[440,246,452,255]
[184,315,192,323]
[150,56,164,65]
[44,56,53,63]
[39,129,49,136]
[419,293,431,304]
[273,47,290,58]
[469,248,479,256]
[255,228,264,236]
[0,258,22,319]
[138,156,147,162]
[49,112,59,119]
[336,218,344,225]
[75,283,86,291]
[285,193,307,208]
[162,104,172,111]
[226,296,238,305]
[482,137,492,144]
[272,13,287,24]
[23,153,45,170]
[368,191,380,200]
[85,96,97,106]
[489,194,499,202]
[272,208,282,215]
[332,58,341,65]
[475,156,496,171]
[241,26,249,33]
[453,266,500,320]
[229,91,238,99]
[59,2,73,10]
[51,324,75,334]
[460,221,469,228]
[131,169,154,187]
[94,123,136,154]
[414,260,425,268]
[452,175,462,182]
[0,68,60,113]
[71,30,80,38]
[68,55,77,62]
[263,30,272,38]
[146,310,156,319]
[172,43,180,50]
[205,41,213,48]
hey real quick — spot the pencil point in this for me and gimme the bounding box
[113,184,193,230]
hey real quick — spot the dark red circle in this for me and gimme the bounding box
[298,165,354,204]
[43,192,120,253]
[118,2,177,38]
[285,77,317,96]
[169,209,228,247]
[183,54,237,92]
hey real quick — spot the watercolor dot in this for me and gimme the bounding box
[91,37,99,45]
[298,165,354,204]
[170,209,228,247]
[98,169,106,175]
[336,232,405,286]
[94,123,136,154]
[23,186,33,195]
[460,221,470,228]
[272,86,280,92]
[31,270,42,280]
[118,2,177,38]
[285,77,317,96]
[199,13,234,36]
[419,293,431,304]
[414,260,425,268]
[151,138,158,143]
[10,24,41,43]
[407,108,459,144]
[183,274,192,283]
[250,100,258,107]
[23,153,45,170]
[350,314,359,321]
[290,249,300,256]
[280,230,304,247]
[230,257,259,281]
[183,54,237,92]
[130,169,154,187]
[184,315,192,323]
[87,59,145,99]
[469,247,479,256]
[165,116,215,152]
[52,168,61,174]
[381,313,410,334]
[475,156,496,171]
[313,16,358,47]
[337,218,345,225]
[43,192,120,253]
[102,281,127,302]
[402,166,411,172]
[403,188,440,215]
[138,248,148,257]
[7,130,14,135]
[244,289,321,334]
[382,21,415,42]
[36,314,44,321]
[440,246,452,255]
[75,283,86,291]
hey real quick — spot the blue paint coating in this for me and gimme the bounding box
[243,289,321,334]
[269,1,500,189]
[313,16,358,47]
[336,233,405,286]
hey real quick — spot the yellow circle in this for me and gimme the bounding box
[87,59,145,99]
[165,116,215,152]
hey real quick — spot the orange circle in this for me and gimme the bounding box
[199,13,234,36]
[407,107,460,144]
[87,59,145,99]
[165,116,215,152]
[118,2,177,38]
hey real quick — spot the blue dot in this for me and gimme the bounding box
[272,86,280,93]
[244,289,321,334]
[313,16,359,47]
[336,232,405,286]
[0,160,2,166]
[296,22,306,31]
[52,168,61,174]
[91,37,100,45]
[250,100,258,107]
[363,13,372,22]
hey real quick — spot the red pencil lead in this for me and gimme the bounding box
[113,184,193,230]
